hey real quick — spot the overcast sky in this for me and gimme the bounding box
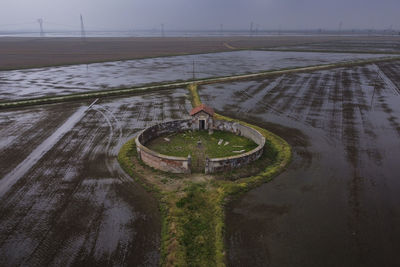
[0,0,399,31]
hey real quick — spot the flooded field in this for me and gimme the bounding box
[272,38,400,53]
[0,50,389,101]
[199,61,400,266]
[0,89,191,266]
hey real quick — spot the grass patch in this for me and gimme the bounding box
[175,183,219,266]
[188,83,202,107]
[146,130,257,158]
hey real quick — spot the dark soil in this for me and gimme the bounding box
[0,89,191,266]
[199,62,400,267]
[0,36,397,70]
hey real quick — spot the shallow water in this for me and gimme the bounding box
[0,89,191,266]
[273,39,400,53]
[200,61,400,266]
[0,50,389,101]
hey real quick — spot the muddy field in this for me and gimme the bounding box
[0,50,389,101]
[199,61,400,266]
[2,36,400,266]
[0,89,191,266]
[3,36,397,71]
[272,37,400,53]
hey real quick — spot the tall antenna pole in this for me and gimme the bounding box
[80,14,86,40]
[161,23,165,37]
[192,60,195,82]
[37,18,44,37]
[250,22,254,37]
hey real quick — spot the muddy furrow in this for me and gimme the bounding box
[324,69,344,138]
[246,78,275,96]
[4,112,140,265]
[0,90,191,266]
[238,76,287,114]
[0,105,79,178]
[261,74,299,107]
[276,75,309,117]
[303,71,332,128]
[282,73,315,122]
[376,61,400,94]
[197,62,400,266]
[0,111,103,265]
[374,64,400,96]
[0,105,94,198]
[288,74,321,127]
[247,75,297,115]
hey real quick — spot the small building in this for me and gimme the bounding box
[190,104,214,132]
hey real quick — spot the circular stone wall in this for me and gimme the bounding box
[135,119,265,174]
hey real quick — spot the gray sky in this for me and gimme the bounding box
[0,0,399,31]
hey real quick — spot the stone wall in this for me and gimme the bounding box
[136,120,192,174]
[212,120,265,145]
[135,119,265,174]
[205,120,265,174]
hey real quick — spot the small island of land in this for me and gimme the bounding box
[118,83,292,266]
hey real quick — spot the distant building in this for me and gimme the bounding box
[189,104,214,132]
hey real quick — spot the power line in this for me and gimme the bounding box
[45,21,77,29]
[192,60,195,81]
[0,21,36,28]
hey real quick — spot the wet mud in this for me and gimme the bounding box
[2,36,397,71]
[199,62,400,266]
[0,89,191,266]
[273,38,400,53]
[0,50,387,101]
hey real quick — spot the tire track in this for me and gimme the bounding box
[0,99,98,198]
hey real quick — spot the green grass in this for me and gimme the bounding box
[188,83,202,107]
[117,83,292,266]
[175,183,219,266]
[146,130,258,159]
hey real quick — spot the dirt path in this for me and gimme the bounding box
[191,144,206,173]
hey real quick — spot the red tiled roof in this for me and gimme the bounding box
[190,104,214,116]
